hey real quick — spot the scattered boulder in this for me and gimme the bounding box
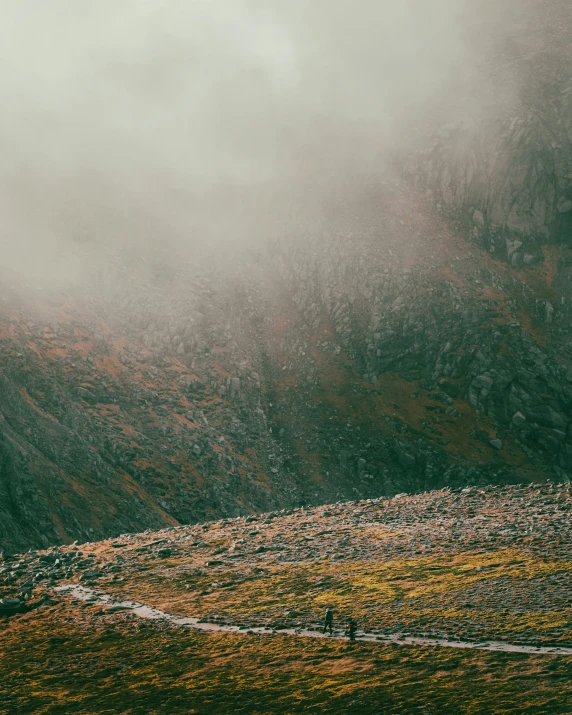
[0,597,26,616]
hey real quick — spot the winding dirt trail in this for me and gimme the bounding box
[54,584,572,657]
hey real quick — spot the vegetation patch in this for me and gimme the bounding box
[1,602,571,715]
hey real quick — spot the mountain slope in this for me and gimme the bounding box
[1,178,572,551]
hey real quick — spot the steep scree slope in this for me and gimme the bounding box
[1,179,572,551]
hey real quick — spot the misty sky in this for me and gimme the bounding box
[0,1,538,285]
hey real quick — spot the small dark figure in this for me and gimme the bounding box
[345,617,357,641]
[323,607,334,635]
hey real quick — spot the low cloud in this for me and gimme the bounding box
[0,0,544,286]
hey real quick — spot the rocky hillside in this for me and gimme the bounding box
[409,4,572,269]
[2,173,572,551]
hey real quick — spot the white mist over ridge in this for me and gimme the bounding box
[0,0,553,287]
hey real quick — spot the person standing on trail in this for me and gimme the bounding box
[345,617,357,641]
[323,607,334,635]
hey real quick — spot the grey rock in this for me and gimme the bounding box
[544,302,554,323]
[556,197,572,214]
[0,597,25,615]
[532,406,567,430]
[474,375,494,391]
[396,449,416,469]
[506,239,523,261]
[39,553,58,564]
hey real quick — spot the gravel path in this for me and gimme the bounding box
[54,584,572,657]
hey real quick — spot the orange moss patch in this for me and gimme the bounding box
[69,339,93,357]
[95,404,120,414]
[121,424,138,438]
[213,360,230,377]
[111,336,128,352]
[173,413,200,430]
[166,358,191,373]
[26,342,44,359]
[17,387,59,424]
[95,354,123,379]
[44,345,69,359]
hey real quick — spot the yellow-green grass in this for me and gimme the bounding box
[1,601,570,715]
[100,548,572,646]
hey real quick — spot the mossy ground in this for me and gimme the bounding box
[102,547,572,647]
[1,601,571,715]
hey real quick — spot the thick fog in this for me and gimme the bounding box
[0,0,549,287]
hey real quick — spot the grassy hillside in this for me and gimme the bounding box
[1,484,570,713]
[3,605,571,714]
